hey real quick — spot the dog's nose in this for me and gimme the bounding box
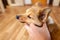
[16,15,20,19]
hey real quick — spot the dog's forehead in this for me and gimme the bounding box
[20,5,47,16]
[26,7,41,13]
[25,8,35,16]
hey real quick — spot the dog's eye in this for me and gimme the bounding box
[28,15,31,18]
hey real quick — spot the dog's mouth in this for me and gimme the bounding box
[20,21,25,23]
[34,24,43,27]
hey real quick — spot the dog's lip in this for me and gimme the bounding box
[20,21,26,23]
[34,24,43,27]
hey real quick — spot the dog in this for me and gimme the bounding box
[16,2,51,27]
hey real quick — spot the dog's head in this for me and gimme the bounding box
[16,2,51,27]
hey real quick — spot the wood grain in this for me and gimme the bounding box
[0,6,30,40]
[0,6,60,40]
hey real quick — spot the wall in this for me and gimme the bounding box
[47,0,49,4]
[7,0,24,6]
[15,0,24,6]
[24,0,32,4]
[53,0,60,6]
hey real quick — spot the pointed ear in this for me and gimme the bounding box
[42,8,51,22]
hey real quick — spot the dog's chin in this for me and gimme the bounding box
[20,21,26,23]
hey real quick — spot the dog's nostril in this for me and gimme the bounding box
[16,15,20,19]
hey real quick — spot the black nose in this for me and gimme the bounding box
[16,15,20,19]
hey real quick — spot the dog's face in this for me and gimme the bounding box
[16,2,51,27]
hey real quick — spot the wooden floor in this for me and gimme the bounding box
[50,6,60,28]
[0,6,31,40]
[0,6,60,40]
[49,6,60,40]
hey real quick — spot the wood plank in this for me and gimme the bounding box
[50,6,60,28]
[0,6,30,40]
[0,6,60,40]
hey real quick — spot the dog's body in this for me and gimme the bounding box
[16,2,60,40]
[16,2,51,27]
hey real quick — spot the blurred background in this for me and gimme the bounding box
[0,0,60,40]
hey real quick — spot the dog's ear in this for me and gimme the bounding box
[42,8,51,23]
[38,8,51,22]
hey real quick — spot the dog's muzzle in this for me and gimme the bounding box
[16,15,26,23]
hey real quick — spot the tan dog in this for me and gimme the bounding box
[16,2,51,27]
